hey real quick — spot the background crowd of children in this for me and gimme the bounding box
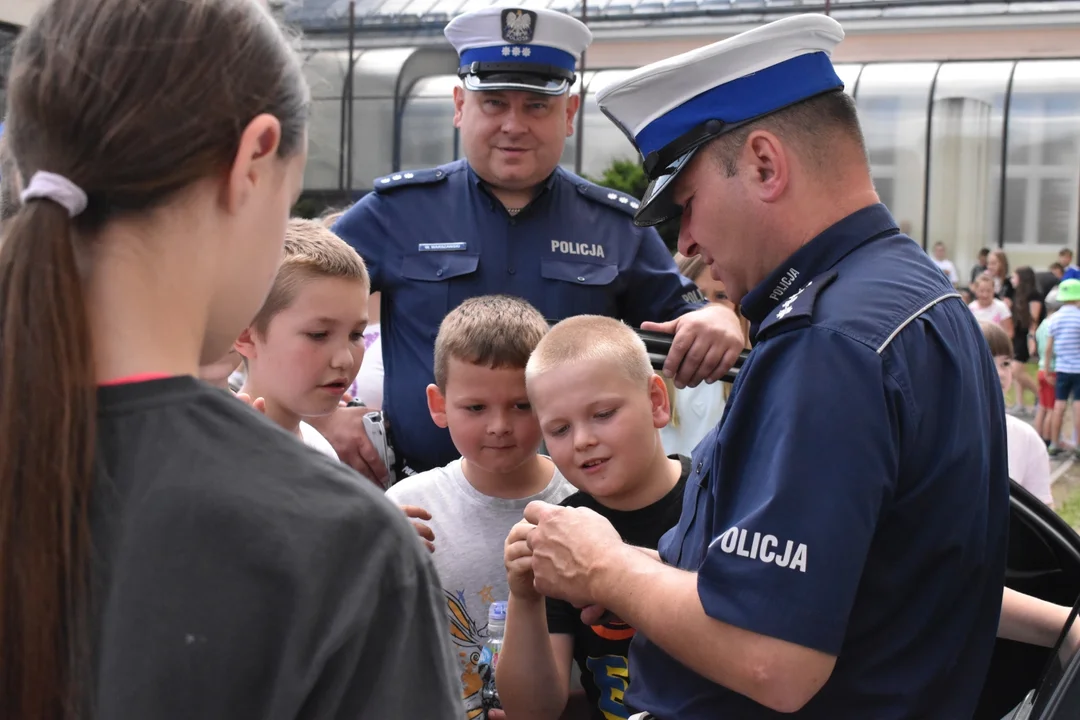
[931,242,1080,509]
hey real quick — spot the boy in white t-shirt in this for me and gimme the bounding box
[386,295,574,718]
[980,321,1053,506]
[969,273,1014,336]
[931,241,959,285]
[235,219,370,459]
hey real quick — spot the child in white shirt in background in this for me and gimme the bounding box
[235,218,370,459]
[931,241,960,285]
[659,253,749,456]
[970,273,1014,335]
[980,320,1053,507]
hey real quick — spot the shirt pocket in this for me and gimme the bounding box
[662,458,712,569]
[399,253,480,336]
[539,259,620,318]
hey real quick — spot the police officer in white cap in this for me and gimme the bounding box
[521,14,1008,718]
[323,6,745,482]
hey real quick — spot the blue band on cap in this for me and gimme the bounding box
[634,52,843,159]
[459,44,577,73]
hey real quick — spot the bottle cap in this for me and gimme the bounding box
[488,601,507,621]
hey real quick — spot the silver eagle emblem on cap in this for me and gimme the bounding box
[501,9,536,44]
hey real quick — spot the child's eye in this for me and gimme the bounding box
[306,332,328,341]
[596,409,616,420]
[465,405,485,413]
[549,424,569,437]
[349,332,364,343]
[515,403,532,411]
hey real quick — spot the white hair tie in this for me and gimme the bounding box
[20,171,88,218]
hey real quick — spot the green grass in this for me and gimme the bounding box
[1057,485,1080,530]
[1005,362,1040,407]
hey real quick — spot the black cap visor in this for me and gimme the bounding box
[460,62,575,96]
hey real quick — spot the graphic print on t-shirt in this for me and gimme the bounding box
[446,587,491,719]
[547,457,690,720]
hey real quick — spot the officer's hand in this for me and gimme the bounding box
[401,505,435,553]
[523,501,624,607]
[505,519,541,602]
[307,407,389,486]
[641,303,744,389]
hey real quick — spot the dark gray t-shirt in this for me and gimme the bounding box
[89,376,461,719]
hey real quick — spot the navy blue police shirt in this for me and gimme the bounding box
[333,159,705,473]
[625,204,1010,719]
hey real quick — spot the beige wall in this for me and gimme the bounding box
[588,25,1080,68]
[0,0,43,27]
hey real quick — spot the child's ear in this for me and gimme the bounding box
[427,384,449,428]
[234,327,257,360]
[649,373,673,429]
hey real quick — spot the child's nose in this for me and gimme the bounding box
[330,344,355,370]
[573,426,596,451]
[487,410,512,435]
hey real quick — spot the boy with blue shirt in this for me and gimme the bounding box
[1046,278,1080,458]
[519,14,1008,719]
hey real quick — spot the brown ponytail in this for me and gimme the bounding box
[1,0,308,716]
[0,200,97,719]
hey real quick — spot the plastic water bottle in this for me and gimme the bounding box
[478,601,506,717]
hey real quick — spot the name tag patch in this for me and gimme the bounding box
[419,242,468,252]
[551,240,606,259]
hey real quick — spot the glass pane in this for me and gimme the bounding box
[1003,177,1027,247]
[306,99,346,191]
[855,62,938,246]
[558,73,589,172]
[426,0,468,16]
[302,50,351,101]
[351,98,395,186]
[400,79,457,169]
[834,63,862,97]
[572,70,638,178]
[926,61,1011,277]
[1039,177,1074,246]
[1003,60,1080,266]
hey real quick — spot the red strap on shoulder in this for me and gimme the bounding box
[99,373,175,387]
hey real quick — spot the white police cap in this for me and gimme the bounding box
[595,14,846,227]
[445,6,592,96]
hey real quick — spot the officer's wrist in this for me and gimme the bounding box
[590,541,649,610]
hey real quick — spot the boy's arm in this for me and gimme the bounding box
[999,587,1071,647]
[1046,334,1056,375]
[496,593,575,720]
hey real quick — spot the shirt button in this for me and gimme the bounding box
[696,461,703,473]
[436,269,444,277]
[508,267,516,274]
[577,276,586,282]
[509,219,517,226]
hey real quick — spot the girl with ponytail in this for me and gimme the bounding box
[0,1,459,718]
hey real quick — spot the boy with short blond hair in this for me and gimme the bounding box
[235,218,370,458]
[498,315,690,720]
[386,294,574,719]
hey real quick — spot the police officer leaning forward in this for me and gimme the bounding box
[318,6,745,481]
[520,15,1010,719]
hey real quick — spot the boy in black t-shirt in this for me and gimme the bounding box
[498,315,690,720]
